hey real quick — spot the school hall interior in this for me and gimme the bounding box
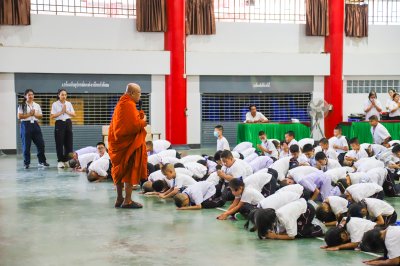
[1,1,400,265]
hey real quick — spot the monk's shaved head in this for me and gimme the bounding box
[126,83,141,103]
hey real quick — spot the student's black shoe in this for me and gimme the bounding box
[38,162,50,167]
[24,164,29,169]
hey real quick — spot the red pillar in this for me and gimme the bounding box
[164,0,187,144]
[324,1,344,138]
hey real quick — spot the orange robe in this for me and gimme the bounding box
[108,94,147,185]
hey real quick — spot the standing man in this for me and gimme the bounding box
[108,83,147,209]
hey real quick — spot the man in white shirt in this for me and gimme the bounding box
[214,125,230,152]
[369,115,392,147]
[285,131,298,148]
[257,131,278,159]
[244,105,268,123]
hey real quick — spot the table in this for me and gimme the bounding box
[340,121,400,144]
[237,122,311,148]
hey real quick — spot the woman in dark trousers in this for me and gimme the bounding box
[18,89,49,169]
[50,89,76,168]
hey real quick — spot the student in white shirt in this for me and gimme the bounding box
[315,152,341,172]
[159,164,196,199]
[344,138,368,165]
[87,158,111,182]
[279,141,290,159]
[71,146,97,160]
[248,156,274,173]
[217,150,253,182]
[369,115,392,147]
[348,198,397,227]
[173,181,225,210]
[344,183,384,203]
[298,138,315,150]
[244,104,268,123]
[301,144,317,167]
[323,217,376,251]
[361,226,400,266]
[50,89,76,168]
[316,196,349,226]
[270,156,291,181]
[257,131,278,159]
[18,89,49,169]
[214,125,230,152]
[329,126,349,159]
[385,88,396,112]
[285,131,298,147]
[388,92,400,120]
[315,138,338,160]
[364,91,383,121]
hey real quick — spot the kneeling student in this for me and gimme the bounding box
[348,198,397,227]
[316,196,349,226]
[159,164,196,199]
[87,158,112,182]
[174,181,225,210]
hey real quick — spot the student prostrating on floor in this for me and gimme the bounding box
[159,164,196,199]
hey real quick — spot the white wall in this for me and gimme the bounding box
[150,75,166,140]
[0,74,17,150]
[0,15,169,74]
[187,76,201,145]
[186,22,329,76]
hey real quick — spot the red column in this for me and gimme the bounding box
[324,1,344,138]
[164,0,187,144]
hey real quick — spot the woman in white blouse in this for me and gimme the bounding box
[50,89,76,168]
[389,93,400,120]
[386,89,396,111]
[364,91,383,121]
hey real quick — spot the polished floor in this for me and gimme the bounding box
[0,153,399,266]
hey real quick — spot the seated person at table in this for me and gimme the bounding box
[369,115,392,147]
[316,195,349,226]
[344,138,368,165]
[87,158,112,182]
[214,125,230,152]
[315,138,338,161]
[315,152,341,172]
[322,217,376,251]
[361,226,400,266]
[285,131,298,148]
[159,164,196,199]
[244,104,268,123]
[174,181,225,210]
[329,126,349,161]
[257,131,278,159]
[348,198,397,227]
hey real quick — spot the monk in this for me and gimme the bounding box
[108,83,148,208]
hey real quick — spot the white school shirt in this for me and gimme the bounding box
[240,187,265,205]
[93,152,109,161]
[386,99,395,111]
[364,198,394,217]
[243,153,258,163]
[244,172,273,191]
[288,166,320,183]
[233,142,253,153]
[217,137,230,152]
[184,162,207,179]
[78,153,98,169]
[89,158,110,177]
[18,102,42,122]
[51,100,75,121]
[315,146,338,161]
[245,111,268,123]
[326,167,354,184]
[325,159,341,171]
[327,196,348,216]
[279,150,290,159]
[346,183,383,202]
[207,160,217,174]
[297,154,311,165]
[355,158,384,173]
[153,140,171,153]
[232,151,241,159]
[206,172,220,186]
[260,139,279,158]
[277,184,304,196]
[242,148,256,158]
[175,167,194,177]
[249,156,274,173]
[371,123,391,145]
[360,143,388,158]
[298,138,315,149]
[276,198,307,238]
[221,159,253,180]
[345,149,368,161]
[366,168,387,186]
[76,146,97,156]
[258,191,300,210]
[388,101,400,118]
[183,181,216,205]
[148,150,177,165]
[179,155,204,165]
[385,226,400,259]
[160,157,180,165]
[346,217,376,243]
[288,139,298,148]
[172,174,196,189]
[329,136,349,154]
[364,99,383,121]
[270,157,291,181]
[148,170,166,183]
[148,154,162,165]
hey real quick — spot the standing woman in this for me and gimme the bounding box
[389,93,400,120]
[364,91,383,121]
[50,89,76,168]
[18,89,49,169]
[386,89,396,111]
